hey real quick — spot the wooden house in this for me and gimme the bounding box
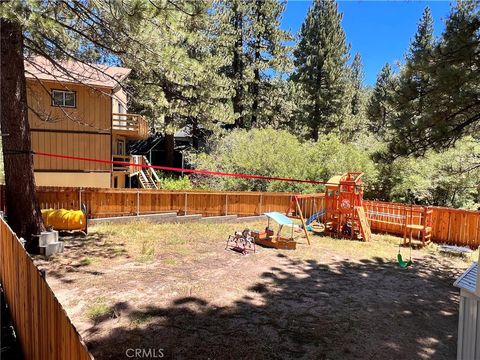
[25,56,149,188]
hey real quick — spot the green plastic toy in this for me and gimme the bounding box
[397,252,413,268]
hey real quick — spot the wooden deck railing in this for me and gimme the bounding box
[112,113,148,139]
[0,217,93,359]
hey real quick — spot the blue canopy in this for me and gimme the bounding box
[264,212,293,226]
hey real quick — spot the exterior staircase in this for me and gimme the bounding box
[138,170,156,189]
[133,156,161,189]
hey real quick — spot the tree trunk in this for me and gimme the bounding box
[0,18,45,249]
[251,48,261,128]
[163,133,175,168]
[191,117,200,150]
[250,0,262,129]
[231,2,244,128]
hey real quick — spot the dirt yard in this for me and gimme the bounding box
[34,220,471,360]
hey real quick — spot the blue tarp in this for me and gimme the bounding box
[264,212,293,225]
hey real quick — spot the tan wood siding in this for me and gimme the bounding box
[31,132,111,171]
[27,80,112,132]
[27,78,112,173]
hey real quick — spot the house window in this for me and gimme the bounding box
[51,90,76,108]
[116,140,125,155]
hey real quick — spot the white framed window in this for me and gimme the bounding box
[118,102,125,114]
[51,90,76,108]
[116,139,125,155]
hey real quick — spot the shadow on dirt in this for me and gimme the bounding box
[86,253,461,360]
[34,231,129,283]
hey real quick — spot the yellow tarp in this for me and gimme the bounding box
[41,209,86,231]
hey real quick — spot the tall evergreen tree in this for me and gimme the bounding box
[0,1,154,244]
[124,1,235,161]
[339,52,369,141]
[388,7,435,155]
[248,0,292,128]
[291,0,350,140]
[387,1,480,156]
[367,63,395,135]
[214,0,292,129]
[349,53,364,116]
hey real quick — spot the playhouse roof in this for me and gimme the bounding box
[264,212,293,226]
[326,175,342,187]
[454,262,477,294]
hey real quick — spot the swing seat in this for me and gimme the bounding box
[397,253,413,268]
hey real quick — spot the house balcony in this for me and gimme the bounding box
[112,113,148,139]
[112,155,143,173]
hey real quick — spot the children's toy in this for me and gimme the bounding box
[366,202,432,247]
[397,239,413,268]
[254,212,299,250]
[323,172,371,241]
[286,194,325,240]
[286,173,372,242]
[225,229,256,255]
[41,204,87,234]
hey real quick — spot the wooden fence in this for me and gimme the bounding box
[0,185,479,247]
[34,187,295,219]
[0,218,93,359]
[364,200,480,247]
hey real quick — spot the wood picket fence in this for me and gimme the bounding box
[0,217,93,359]
[0,185,479,247]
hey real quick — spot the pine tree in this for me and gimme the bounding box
[367,63,394,135]
[0,1,153,244]
[291,0,350,140]
[339,52,370,141]
[388,7,435,155]
[349,53,364,116]
[0,18,46,247]
[387,2,480,156]
[123,1,235,162]
[248,0,292,128]
[214,0,292,129]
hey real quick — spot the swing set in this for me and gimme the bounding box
[286,172,372,242]
[366,202,433,267]
[284,172,433,268]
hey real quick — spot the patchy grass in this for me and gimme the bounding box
[79,257,95,266]
[37,220,474,360]
[85,299,114,322]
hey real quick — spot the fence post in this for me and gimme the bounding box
[225,194,228,216]
[259,193,263,215]
[184,192,188,215]
[136,190,140,216]
[78,187,82,210]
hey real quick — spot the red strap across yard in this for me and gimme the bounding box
[34,151,330,185]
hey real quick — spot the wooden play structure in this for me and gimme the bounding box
[323,172,371,241]
[365,202,432,247]
[286,172,372,242]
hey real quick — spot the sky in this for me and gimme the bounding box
[281,1,452,86]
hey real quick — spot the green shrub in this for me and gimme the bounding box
[157,175,193,190]
[191,128,378,193]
